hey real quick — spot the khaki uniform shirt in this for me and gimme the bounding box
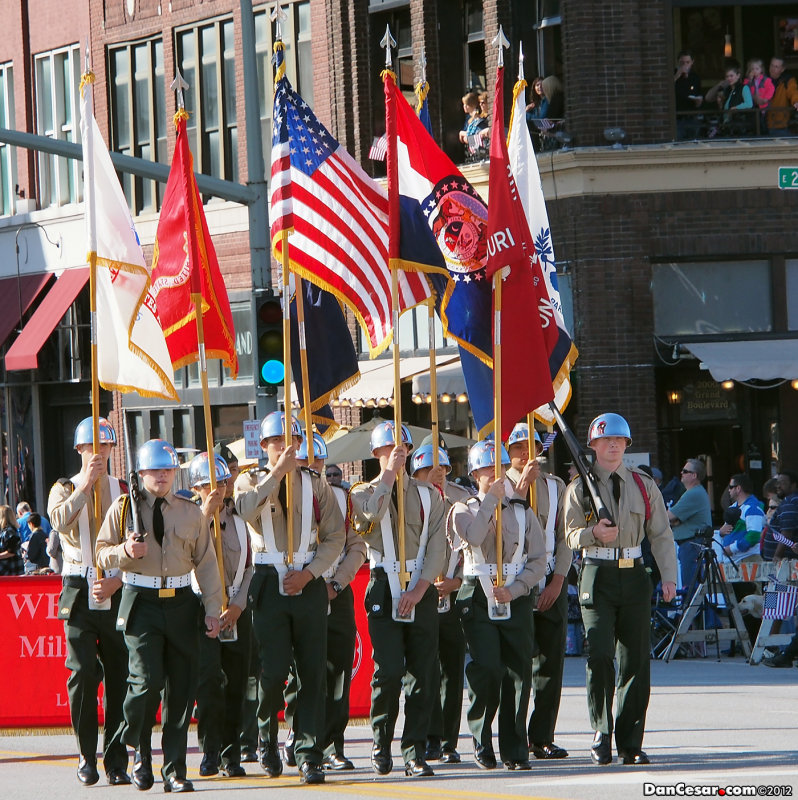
[506,467,570,578]
[327,485,367,588]
[234,467,345,578]
[563,463,678,585]
[451,491,546,600]
[95,487,224,618]
[208,501,253,611]
[48,472,120,569]
[349,475,446,585]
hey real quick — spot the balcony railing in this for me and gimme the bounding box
[676,104,798,141]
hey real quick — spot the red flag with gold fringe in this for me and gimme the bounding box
[150,113,238,377]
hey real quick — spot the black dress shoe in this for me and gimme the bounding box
[440,748,461,764]
[424,737,443,761]
[199,752,219,777]
[590,732,612,765]
[282,730,296,767]
[504,759,532,770]
[322,753,355,770]
[404,758,434,777]
[77,756,100,785]
[299,762,325,784]
[132,751,154,791]
[371,745,393,775]
[106,768,132,785]
[530,742,569,759]
[163,776,194,793]
[240,747,258,763]
[221,764,246,777]
[618,749,650,765]
[260,741,283,777]
[473,738,497,770]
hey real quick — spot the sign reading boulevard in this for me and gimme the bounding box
[778,166,798,189]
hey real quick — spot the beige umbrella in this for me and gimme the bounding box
[325,417,473,465]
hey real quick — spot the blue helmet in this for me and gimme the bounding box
[507,423,543,453]
[411,444,451,475]
[74,417,117,448]
[260,411,303,443]
[298,432,328,461]
[370,421,413,453]
[188,453,231,487]
[468,440,511,474]
[136,439,180,471]
[587,413,632,446]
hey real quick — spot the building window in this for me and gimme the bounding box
[254,0,313,179]
[651,260,772,337]
[109,38,167,215]
[0,62,15,216]
[176,17,238,184]
[533,0,562,79]
[34,44,82,208]
[786,259,798,331]
[464,0,485,91]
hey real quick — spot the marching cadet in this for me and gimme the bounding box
[450,440,546,772]
[190,453,253,779]
[348,422,446,778]
[563,413,677,766]
[96,438,223,793]
[234,412,345,786]
[410,442,470,765]
[283,432,367,771]
[47,417,130,786]
[505,423,570,760]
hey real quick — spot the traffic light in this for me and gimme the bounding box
[256,291,284,395]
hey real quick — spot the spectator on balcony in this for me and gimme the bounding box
[674,50,703,139]
[0,504,24,576]
[745,58,775,133]
[541,76,564,121]
[705,62,754,137]
[459,91,489,162]
[766,56,798,135]
[526,76,548,122]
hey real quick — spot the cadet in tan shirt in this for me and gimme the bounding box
[96,438,222,793]
[47,417,129,787]
[234,412,345,786]
[450,439,546,772]
[506,423,571,760]
[563,413,676,767]
[348,422,446,779]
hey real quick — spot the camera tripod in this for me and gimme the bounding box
[663,538,751,661]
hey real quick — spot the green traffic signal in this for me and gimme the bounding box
[256,295,284,392]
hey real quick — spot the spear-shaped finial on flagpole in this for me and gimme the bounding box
[420,46,427,85]
[518,40,525,82]
[492,24,510,69]
[381,25,397,70]
[170,67,189,111]
[271,0,287,41]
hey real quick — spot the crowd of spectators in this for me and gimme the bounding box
[0,500,57,575]
[676,50,798,140]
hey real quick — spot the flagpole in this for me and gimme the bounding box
[493,273,503,588]
[294,277,315,470]
[428,303,439,469]
[280,232,295,569]
[527,412,537,513]
[171,69,227,609]
[382,27,409,591]
[80,49,103,567]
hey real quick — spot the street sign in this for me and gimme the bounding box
[243,419,262,460]
[778,166,798,189]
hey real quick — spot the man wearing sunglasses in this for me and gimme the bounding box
[720,474,765,559]
[667,459,712,591]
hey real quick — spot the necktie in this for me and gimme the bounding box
[277,477,288,518]
[611,473,622,507]
[153,497,165,547]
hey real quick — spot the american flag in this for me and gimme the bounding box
[541,431,557,452]
[467,129,488,154]
[270,58,432,356]
[763,582,798,620]
[770,529,795,547]
[368,134,387,161]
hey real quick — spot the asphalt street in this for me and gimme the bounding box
[2,655,796,800]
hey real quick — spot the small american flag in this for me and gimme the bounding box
[763,582,798,620]
[467,129,488,154]
[770,529,795,547]
[541,431,557,452]
[368,134,387,161]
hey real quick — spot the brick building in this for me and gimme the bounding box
[1,0,797,514]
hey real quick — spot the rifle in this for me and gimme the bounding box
[123,412,145,542]
[548,402,614,525]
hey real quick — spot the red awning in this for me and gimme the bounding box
[5,267,89,371]
[0,273,54,347]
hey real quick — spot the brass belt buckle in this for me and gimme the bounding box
[618,558,634,569]
[158,587,176,598]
